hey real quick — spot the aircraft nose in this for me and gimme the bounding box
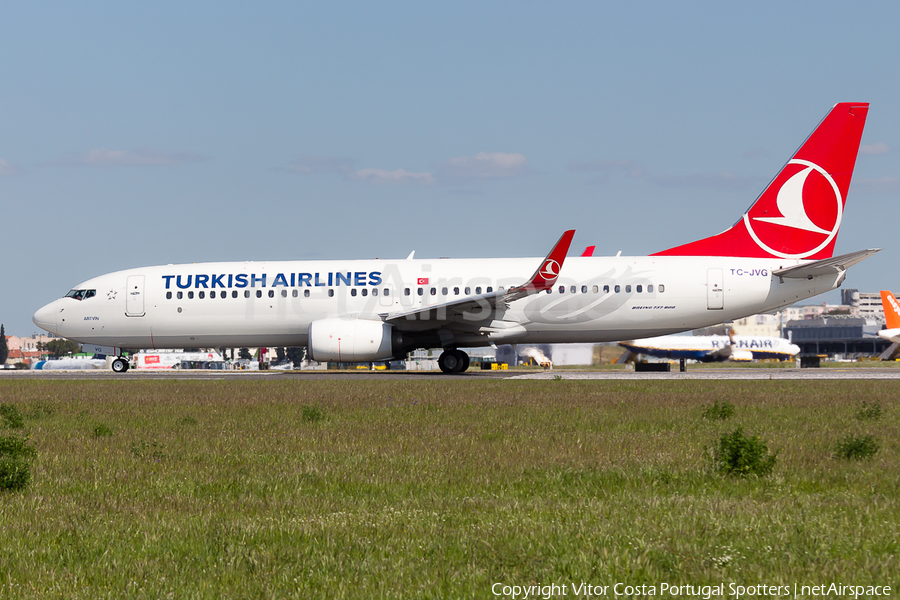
[33,301,59,334]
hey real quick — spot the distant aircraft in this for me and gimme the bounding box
[878,290,900,343]
[619,332,800,362]
[34,103,877,373]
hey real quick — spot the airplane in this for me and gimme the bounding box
[33,102,879,374]
[878,290,900,343]
[618,332,800,362]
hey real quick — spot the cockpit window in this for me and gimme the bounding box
[64,289,96,301]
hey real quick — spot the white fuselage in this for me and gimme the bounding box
[33,255,841,351]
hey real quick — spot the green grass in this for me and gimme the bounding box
[0,379,897,598]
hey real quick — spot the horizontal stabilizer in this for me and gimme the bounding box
[772,248,880,279]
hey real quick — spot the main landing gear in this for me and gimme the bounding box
[111,357,130,373]
[438,349,470,374]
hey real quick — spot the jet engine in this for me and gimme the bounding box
[307,318,397,362]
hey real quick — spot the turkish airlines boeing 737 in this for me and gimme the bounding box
[34,103,878,373]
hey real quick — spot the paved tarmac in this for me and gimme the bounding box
[3,367,899,381]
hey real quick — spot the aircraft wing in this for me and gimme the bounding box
[772,248,880,280]
[383,230,575,324]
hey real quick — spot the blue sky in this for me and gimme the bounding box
[2,1,898,336]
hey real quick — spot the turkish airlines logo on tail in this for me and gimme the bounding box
[743,159,843,259]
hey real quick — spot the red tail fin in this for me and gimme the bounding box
[653,103,868,259]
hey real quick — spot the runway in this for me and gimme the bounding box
[3,367,900,381]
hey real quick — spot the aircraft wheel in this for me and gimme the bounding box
[438,349,466,374]
[111,358,129,373]
[460,351,470,372]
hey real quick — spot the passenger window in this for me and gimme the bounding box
[614,285,620,293]
[256,290,262,298]
[592,285,598,293]
[383,288,390,297]
[603,285,609,293]
[625,285,631,293]
[404,288,410,296]
[210,291,216,299]
[454,287,459,295]
[361,289,367,297]
[166,292,172,300]
[177,292,183,300]
[351,289,357,297]
[304,290,310,298]
[486,286,493,293]
[430,287,436,296]
[372,289,378,297]
[268,290,275,298]
[647,284,653,293]
[244,290,250,298]
[199,291,205,299]
[476,287,482,294]
[281,290,287,298]
[465,287,471,294]
[328,289,334,297]
[232,291,238,298]
[570,286,576,294]
[636,285,642,293]
[417,288,424,296]
[188,291,194,299]
[559,286,565,294]
[659,284,665,293]
[581,286,587,293]
[292,290,298,298]
[442,287,448,295]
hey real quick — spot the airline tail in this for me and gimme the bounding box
[882,291,900,329]
[653,102,869,260]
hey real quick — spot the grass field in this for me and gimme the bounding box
[0,379,897,599]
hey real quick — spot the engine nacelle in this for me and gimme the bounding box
[308,318,396,362]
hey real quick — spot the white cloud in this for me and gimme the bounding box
[290,154,354,174]
[652,171,757,191]
[351,168,435,185]
[860,142,890,156]
[0,158,20,175]
[47,148,206,167]
[853,176,900,193]
[569,159,643,177]
[437,151,530,182]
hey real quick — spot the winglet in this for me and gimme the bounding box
[519,229,575,293]
[581,245,595,257]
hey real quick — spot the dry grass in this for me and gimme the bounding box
[0,379,897,598]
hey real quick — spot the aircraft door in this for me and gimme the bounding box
[707,269,724,310]
[126,275,146,317]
